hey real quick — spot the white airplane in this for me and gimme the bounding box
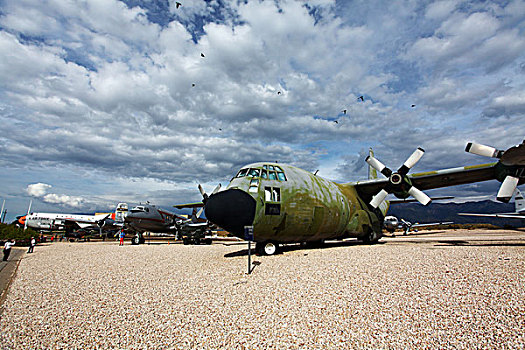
[14,203,128,236]
[459,189,525,219]
[383,215,453,235]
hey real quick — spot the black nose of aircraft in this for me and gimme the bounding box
[204,189,256,237]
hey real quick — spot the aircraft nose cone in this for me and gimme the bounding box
[205,189,256,237]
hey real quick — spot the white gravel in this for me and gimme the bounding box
[1,230,524,349]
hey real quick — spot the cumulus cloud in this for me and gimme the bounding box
[26,183,52,197]
[1,0,524,218]
[26,183,86,208]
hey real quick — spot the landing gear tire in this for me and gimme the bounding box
[182,237,190,245]
[361,229,381,244]
[256,241,279,256]
[205,238,212,245]
[132,236,140,245]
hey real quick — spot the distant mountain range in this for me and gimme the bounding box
[388,200,524,227]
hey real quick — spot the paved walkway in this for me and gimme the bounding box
[0,247,25,309]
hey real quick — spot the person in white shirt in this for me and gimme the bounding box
[28,237,36,253]
[3,240,15,261]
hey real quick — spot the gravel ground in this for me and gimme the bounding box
[1,229,524,349]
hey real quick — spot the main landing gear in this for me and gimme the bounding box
[131,233,145,245]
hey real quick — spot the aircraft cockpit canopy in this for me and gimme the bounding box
[235,165,287,182]
[130,206,149,213]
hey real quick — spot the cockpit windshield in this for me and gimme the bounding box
[235,165,287,181]
[130,206,148,213]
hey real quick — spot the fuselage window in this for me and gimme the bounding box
[264,187,272,201]
[268,171,277,180]
[264,187,280,202]
[277,172,286,181]
[237,168,248,177]
[248,168,260,177]
[249,179,259,193]
[272,188,280,202]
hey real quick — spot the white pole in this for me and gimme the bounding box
[0,200,5,224]
[24,199,32,230]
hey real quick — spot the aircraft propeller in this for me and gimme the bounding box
[466,141,525,202]
[96,214,111,228]
[198,183,222,204]
[366,147,431,208]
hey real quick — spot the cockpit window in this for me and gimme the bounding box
[236,168,248,178]
[131,206,145,213]
[268,165,275,171]
[248,168,260,177]
[277,172,286,181]
[268,171,277,180]
[261,170,268,179]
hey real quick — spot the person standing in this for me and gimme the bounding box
[3,239,15,261]
[119,230,125,246]
[28,237,36,253]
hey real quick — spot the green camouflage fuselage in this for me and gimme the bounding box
[225,162,388,243]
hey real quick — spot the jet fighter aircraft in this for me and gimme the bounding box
[201,140,525,255]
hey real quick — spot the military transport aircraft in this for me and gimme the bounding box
[383,216,453,236]
[124,202,214,245]
[199,140,524,255]
[459,188,525,220]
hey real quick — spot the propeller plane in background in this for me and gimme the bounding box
[124,200,217,245]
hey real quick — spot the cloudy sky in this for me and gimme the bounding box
[1,0,524,220]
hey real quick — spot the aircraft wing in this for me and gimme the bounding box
[174,202,204,209]
[411,221,454,228]
[458,213,525,219]
[352,163,497,203]
[389,196,454,204]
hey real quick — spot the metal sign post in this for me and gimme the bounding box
[244,226,254,274]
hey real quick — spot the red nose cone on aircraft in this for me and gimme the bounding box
[204,189,256,237]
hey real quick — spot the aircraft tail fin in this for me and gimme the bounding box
[368,148,378,180]
[115,203,128,222]
[515,189,524,213]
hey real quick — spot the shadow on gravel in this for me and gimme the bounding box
[435,241,525,247]
[224,239,385,258]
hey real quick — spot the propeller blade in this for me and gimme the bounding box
[407,186,432,205]
[400,147,425,172]
[211,183,222,195]
[465,142,500,158]
[366,156,392,177]
[196,207,204,218]
[370,189,389,208]
[198,184,206,197]
[496,176,519,203]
